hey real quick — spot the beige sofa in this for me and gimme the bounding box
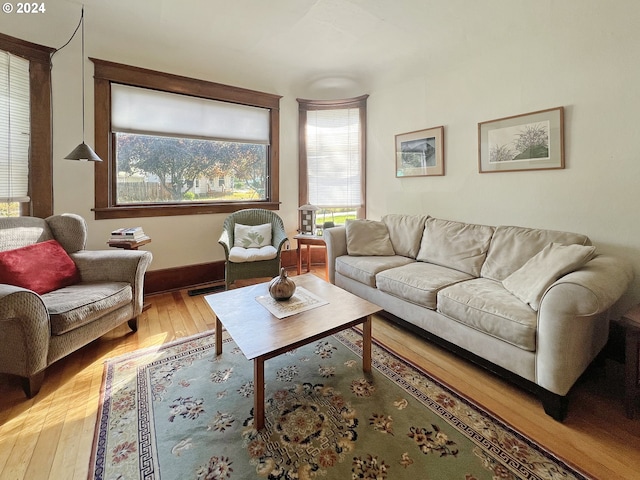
[0,214,152,397]
[324,214,633,420]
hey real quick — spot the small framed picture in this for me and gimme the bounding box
[478,107,564,173]
[395,126,444,177]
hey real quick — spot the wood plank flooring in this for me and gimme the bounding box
[0,271,638,479]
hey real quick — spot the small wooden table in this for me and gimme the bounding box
[107,237,151,250]
[204,274,382,430]
[294,234,327,279]
[621,304,640,418]
[108,236,152,311]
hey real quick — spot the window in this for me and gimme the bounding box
[0,34,53,218]
[0,51,29,215]
[297,95,368,227]
[92,59,281,219]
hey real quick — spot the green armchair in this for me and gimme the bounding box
[218,209,288,289]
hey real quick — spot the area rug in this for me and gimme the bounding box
[89,328,589,480]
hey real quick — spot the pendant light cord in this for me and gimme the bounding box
[80,5,85,141]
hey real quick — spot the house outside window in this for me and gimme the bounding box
[92,59,281,219]
[297,95,368,228]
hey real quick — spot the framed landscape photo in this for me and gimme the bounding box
[478,107,564,173]
[395,126,444,177]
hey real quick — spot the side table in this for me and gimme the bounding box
[107,237,151,250]
[108,236,152,312]
[294,234,327,280]
[621,304,640,419]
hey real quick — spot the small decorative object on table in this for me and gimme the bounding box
[298,204,317,235]
[268,268,296,301]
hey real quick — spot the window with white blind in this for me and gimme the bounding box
[0,51,30,207]
[92,59,281,219]
[0,34,53,218]
[297,95,368,226]
[111,84,270,205]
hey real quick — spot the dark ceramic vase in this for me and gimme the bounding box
[268,267,296,301]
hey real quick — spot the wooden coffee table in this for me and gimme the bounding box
[204,273,382,429]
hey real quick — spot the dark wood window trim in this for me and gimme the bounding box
[297,95,368,219]
[0,33,54,218]
[91,58,281,220]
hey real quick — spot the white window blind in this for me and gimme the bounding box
[306,108,362,208]
[111,83,270,144]
[0,51,30,203]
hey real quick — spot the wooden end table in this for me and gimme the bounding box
[204,273,382,430]
[107,237,151,250]
[621,304,640,418]
[108,236,152,311]
[294,234,327,279]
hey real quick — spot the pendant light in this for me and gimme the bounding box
[64,5,102,162]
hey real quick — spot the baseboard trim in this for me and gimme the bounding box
[144,248,307,295]
[145,261,225,295]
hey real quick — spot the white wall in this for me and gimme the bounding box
[3,1,639,312]
[366,2,640,312]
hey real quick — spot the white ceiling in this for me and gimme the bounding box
[3,0,560,96]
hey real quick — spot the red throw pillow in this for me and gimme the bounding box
[0,239,80,295]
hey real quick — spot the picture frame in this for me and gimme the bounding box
[395,126,444,177]
[478,107,564,173]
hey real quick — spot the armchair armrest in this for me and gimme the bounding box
[0,285,50,378]
[272,227,288,254]
[218,229,231,258]
[71,249,153,313]
[323,226,347,284]
[536,255,634,395]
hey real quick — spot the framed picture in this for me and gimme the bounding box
[395,126,444,177]
[478,107,564,173]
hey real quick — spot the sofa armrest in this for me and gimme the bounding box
[0,285,50,377]
[536,255,634,395]
[71,249,153,314]
[323,226,348,284]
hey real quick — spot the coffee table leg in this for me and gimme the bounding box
[254,357,265,429]
[215,317,222,355]
[362,315,372,373]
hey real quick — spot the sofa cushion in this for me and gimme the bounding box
[335,255,415,287]
[233,223,272,248]
[502,242,597,311]
[376,262,474,309]
[438,278,538,351]
[382,214,428,258]
[416,217,495,276]
[481,225,591,281]
[43,282,132,335]
[345,219,395,256]
[229,245,277,263]
[0,239,80,295]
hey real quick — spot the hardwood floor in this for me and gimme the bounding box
[0,270,639,479]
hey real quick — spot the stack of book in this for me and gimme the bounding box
[108,227,149,244]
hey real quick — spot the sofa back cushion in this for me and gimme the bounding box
[416,217,495,276]
[345,219,395,256]
[0,216,53,252]
[481,225,592,281]
[382,214,428,258]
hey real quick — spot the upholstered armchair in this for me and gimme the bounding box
[218,209,288,289]
[0,214,152,397]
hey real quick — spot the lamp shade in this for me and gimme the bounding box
[64,142,102,162]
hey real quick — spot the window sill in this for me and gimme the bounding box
[93,202,281,220]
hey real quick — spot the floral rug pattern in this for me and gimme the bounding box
[90,329,588,480]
